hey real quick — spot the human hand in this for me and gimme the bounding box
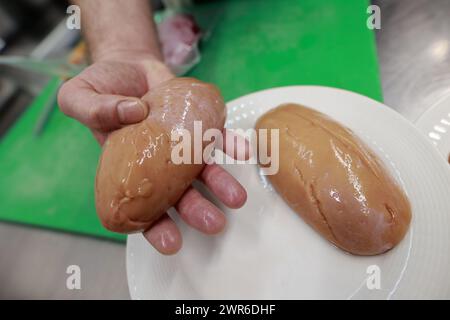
[58,51,247,255]
[58,50,174,145]
[143,130,248,255]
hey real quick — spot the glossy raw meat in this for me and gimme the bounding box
[256,104,411,255]
[95,78,225,233]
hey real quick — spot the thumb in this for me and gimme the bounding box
[57,78,149,132]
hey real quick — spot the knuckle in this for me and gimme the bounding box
[88,102,113,132]
[88,104,104,130]
[57,82,73,116]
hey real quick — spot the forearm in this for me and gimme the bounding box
[74,0,162,62]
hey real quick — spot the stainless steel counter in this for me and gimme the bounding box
[374,0,450,121]
[0,0,449,299]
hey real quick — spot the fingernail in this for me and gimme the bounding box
[202,209,226,234]
[118,99,147,124]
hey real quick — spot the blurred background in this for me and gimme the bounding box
[0,0,449,299]
[0,0,72,136]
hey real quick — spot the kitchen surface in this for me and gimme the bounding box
[0,0,449,299]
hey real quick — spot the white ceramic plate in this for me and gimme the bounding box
[415,93,450,164]
[127,86,450,299]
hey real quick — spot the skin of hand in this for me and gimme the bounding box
[58,49,248,256]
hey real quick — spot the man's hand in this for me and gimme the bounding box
[59,0,247,255]
[58,51,173,144]
[58,50,248,255]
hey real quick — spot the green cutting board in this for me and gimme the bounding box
[0,0,381,241]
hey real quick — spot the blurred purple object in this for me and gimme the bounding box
[158,14,202,75]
